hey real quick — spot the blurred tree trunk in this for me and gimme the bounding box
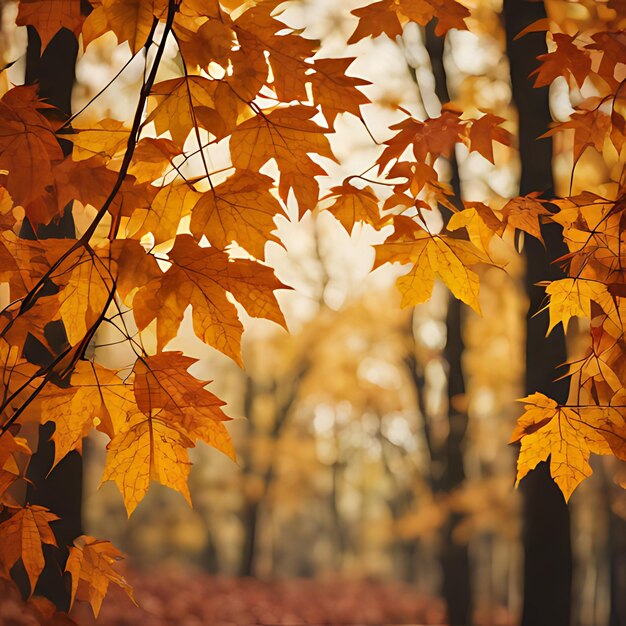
[422,21,472,626]
[239,366,305,577]
[607,479,626,626]
[19,26,83,610]
[503,2,572,625]
[239,498,261,577]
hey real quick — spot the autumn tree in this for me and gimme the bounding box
[503,2,572,624]
[0,0,625,621]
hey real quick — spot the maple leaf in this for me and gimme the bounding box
[38,361,135,466]
[125,183,200,245]
[386,160,455,211]
[230,106,336,216]
[128,137,181,184]
[102,410,194,514]
[511,393,626,500]
[348,0,468,44]
[0,432,30,496]
[375,230,486,313]
[586,31,626,90]
[323,182,382,233]
[309,58,371,130]
[0,87,63,205]
[0,505,58,594]
[133,235,286,364]
[234,2,318,103]
[545,278,621,334]
[466,113,514,164]
[531,33,591,89]
[66,535,135,617]
[547,106,611,165]
[348,1,403,44]
[133,352,235,460]
[428,0,470,35]
[447,202,503,254]
[175,13,235,70]
[101,0,167,54]
[378,110,464,170]
[501,193,552,243]
[0,227,51,300]
[56,249,113,346]
[0,340,44,413]
[190,170,285,260]
[16,0,85,50]
[68,119,130,162]
[109,239,163,302]
[147,76,232,147]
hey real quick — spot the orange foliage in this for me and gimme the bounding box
[0,0,624,618]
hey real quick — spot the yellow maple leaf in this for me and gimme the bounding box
[0,505,58,594]
[147,76,232,147]
[375,231,486,313]
[127,137,180,184]
[102,410,193,515]
[511,393,626,501]
[545,278,621,334]
[66,535,135,618]
[125,183,200,246]
[101,0,167,54]
[69,119,130,162]
[0,432,30,497]
[39,361,135,466]
[447,202,503,255]
[57,249,112,346]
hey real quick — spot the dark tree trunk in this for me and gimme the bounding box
[239,499,260,577]
[503,2,572,625]
[20,26,83,610]
[423,21,472,626]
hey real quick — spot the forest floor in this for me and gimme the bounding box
[0,570,515,625]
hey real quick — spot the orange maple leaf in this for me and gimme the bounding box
[0,505,58,594]
[501,192,552,243]
[531,33,591,89]
[190,170,285,261]
[133,352,235,460]
[16,0,85,50]
[133,235,287,364]
[230,106,336,216]
[66,535,135,617]
[324,182,383,233]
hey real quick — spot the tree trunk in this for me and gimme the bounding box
[503,2,572,625]
[20,26,82,610]
[423,21,472,626]
[239,498,260,577]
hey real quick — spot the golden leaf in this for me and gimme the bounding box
[190,170,285,260]
[512,393,626,501]
[0,505,58,594]
[66,535,135,618]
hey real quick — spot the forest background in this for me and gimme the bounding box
[0,0,624,625]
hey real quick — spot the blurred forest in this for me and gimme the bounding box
[0,0,625,625]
